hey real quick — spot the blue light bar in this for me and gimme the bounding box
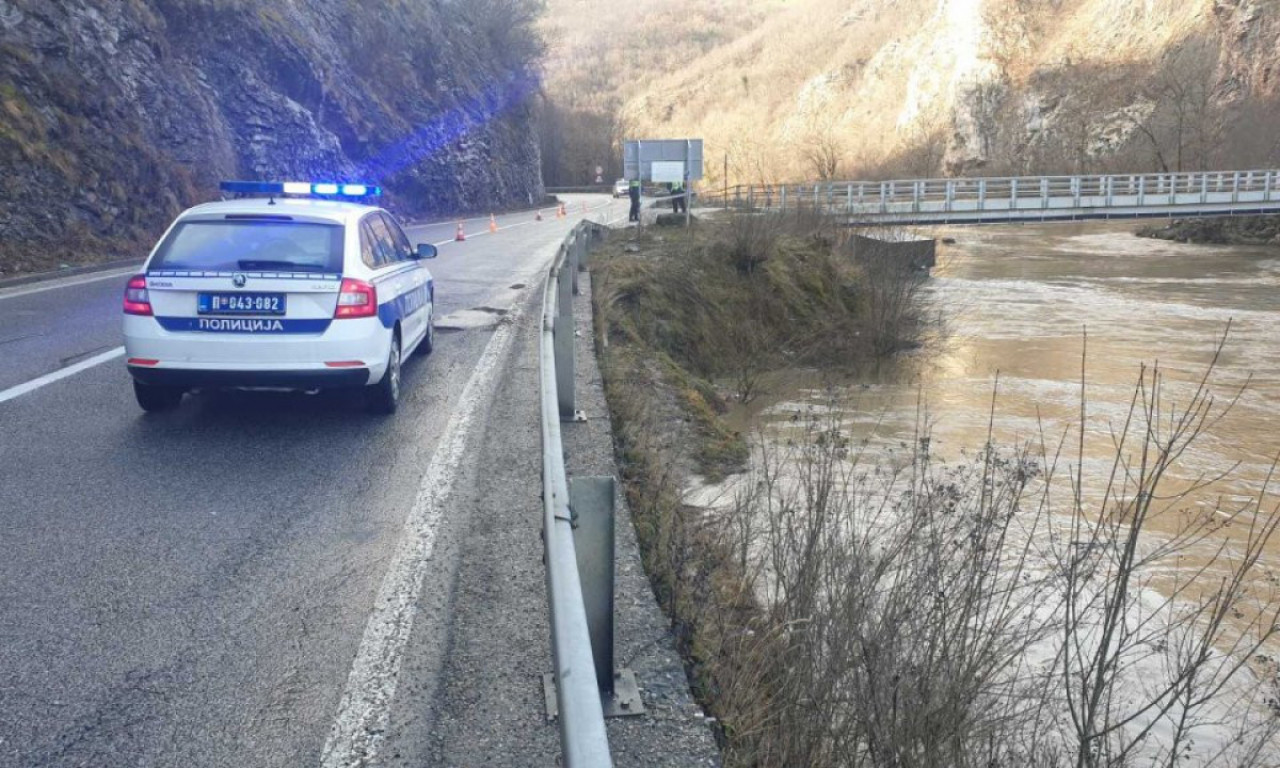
[219,181,382,199]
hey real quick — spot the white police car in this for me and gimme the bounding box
[123,181,436,414]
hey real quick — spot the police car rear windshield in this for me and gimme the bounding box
[149,220,344,273]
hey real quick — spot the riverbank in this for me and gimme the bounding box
[595,218,1280,767]
[591,215,935,763]
[1136,213,1280,246]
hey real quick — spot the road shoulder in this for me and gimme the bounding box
[564,268,722,767]
[381,245,720,767]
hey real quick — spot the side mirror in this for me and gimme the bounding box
[415,243,438,260]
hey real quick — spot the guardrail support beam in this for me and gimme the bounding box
[569,477,645,717]
[571,237,581,296]
[555,263,580,422]
[554,316,576,423]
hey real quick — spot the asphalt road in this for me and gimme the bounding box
[0,195,626,767]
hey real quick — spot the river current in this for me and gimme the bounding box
[715,220,1280,613]
[739,222,1279,512]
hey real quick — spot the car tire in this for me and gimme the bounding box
[366,333,401,414]
[134,381,184,412]
[419,309,435,356]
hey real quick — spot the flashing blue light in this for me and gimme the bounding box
[219,181,382,199]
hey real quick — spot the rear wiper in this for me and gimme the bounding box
[237,260,326,271]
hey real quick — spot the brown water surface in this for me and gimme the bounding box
[736,221,1280,569]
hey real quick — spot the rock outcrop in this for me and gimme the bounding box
[1137,214,1280,246]
[557,0,1280,187]
[0,0,545,274]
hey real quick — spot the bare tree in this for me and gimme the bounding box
[1130,39,1223,173]
[801,115,845,181]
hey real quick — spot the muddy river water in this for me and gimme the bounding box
[711,220,1280,760]
[736,220,1280,567]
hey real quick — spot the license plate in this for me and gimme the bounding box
[198,292,287,315]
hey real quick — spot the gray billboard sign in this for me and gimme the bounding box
[623,139,704,182]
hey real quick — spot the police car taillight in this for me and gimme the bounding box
[123,275,153,316]
[334,278,378,319]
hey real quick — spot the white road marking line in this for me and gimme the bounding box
[320,309,521,768]
[0,346,126,405]
[0,267,138,301]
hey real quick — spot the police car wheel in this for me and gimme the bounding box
[366,333,402,414]
[134,381,184,412]
[420,310,435,356]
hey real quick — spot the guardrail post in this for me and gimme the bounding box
[570,476,645,717]
[570,234,581,296]
[1232,171,1241,203]
[978,179,986,209]
[555,261,576,423]
[1266,170,1273,200]
[577,228,591,272]
[1041,177,1049,210]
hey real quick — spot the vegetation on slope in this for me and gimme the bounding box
[544,0,1280,188]
[0,0,545,274]
[538,0,778,186]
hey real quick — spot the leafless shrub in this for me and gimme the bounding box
[637,331,1280,768]
[843,230,934,355]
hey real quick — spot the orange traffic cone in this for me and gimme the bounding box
[557,202,566,219]
[489,214,498,234]
[455,221,466,241]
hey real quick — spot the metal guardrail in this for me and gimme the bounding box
[702,168,1280,225]
[539,221,643,768]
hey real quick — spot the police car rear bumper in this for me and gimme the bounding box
[128,366,371,390]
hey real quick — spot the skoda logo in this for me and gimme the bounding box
[232,273,247,288]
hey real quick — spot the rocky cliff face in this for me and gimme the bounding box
[587,0,1280,187]
[0,0,545,274]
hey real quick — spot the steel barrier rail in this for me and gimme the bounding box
[701,168,1280,224]
[540,218,614,762]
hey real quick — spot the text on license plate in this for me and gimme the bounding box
[198,292,286,315]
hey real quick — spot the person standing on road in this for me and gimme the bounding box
[669,180,685,214]
[628,178,641,223]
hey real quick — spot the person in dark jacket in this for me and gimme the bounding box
[628,178,641,223]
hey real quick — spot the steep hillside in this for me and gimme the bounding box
[0,0,544,275]
[538,0,778,185]
[547,0,1280,187]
